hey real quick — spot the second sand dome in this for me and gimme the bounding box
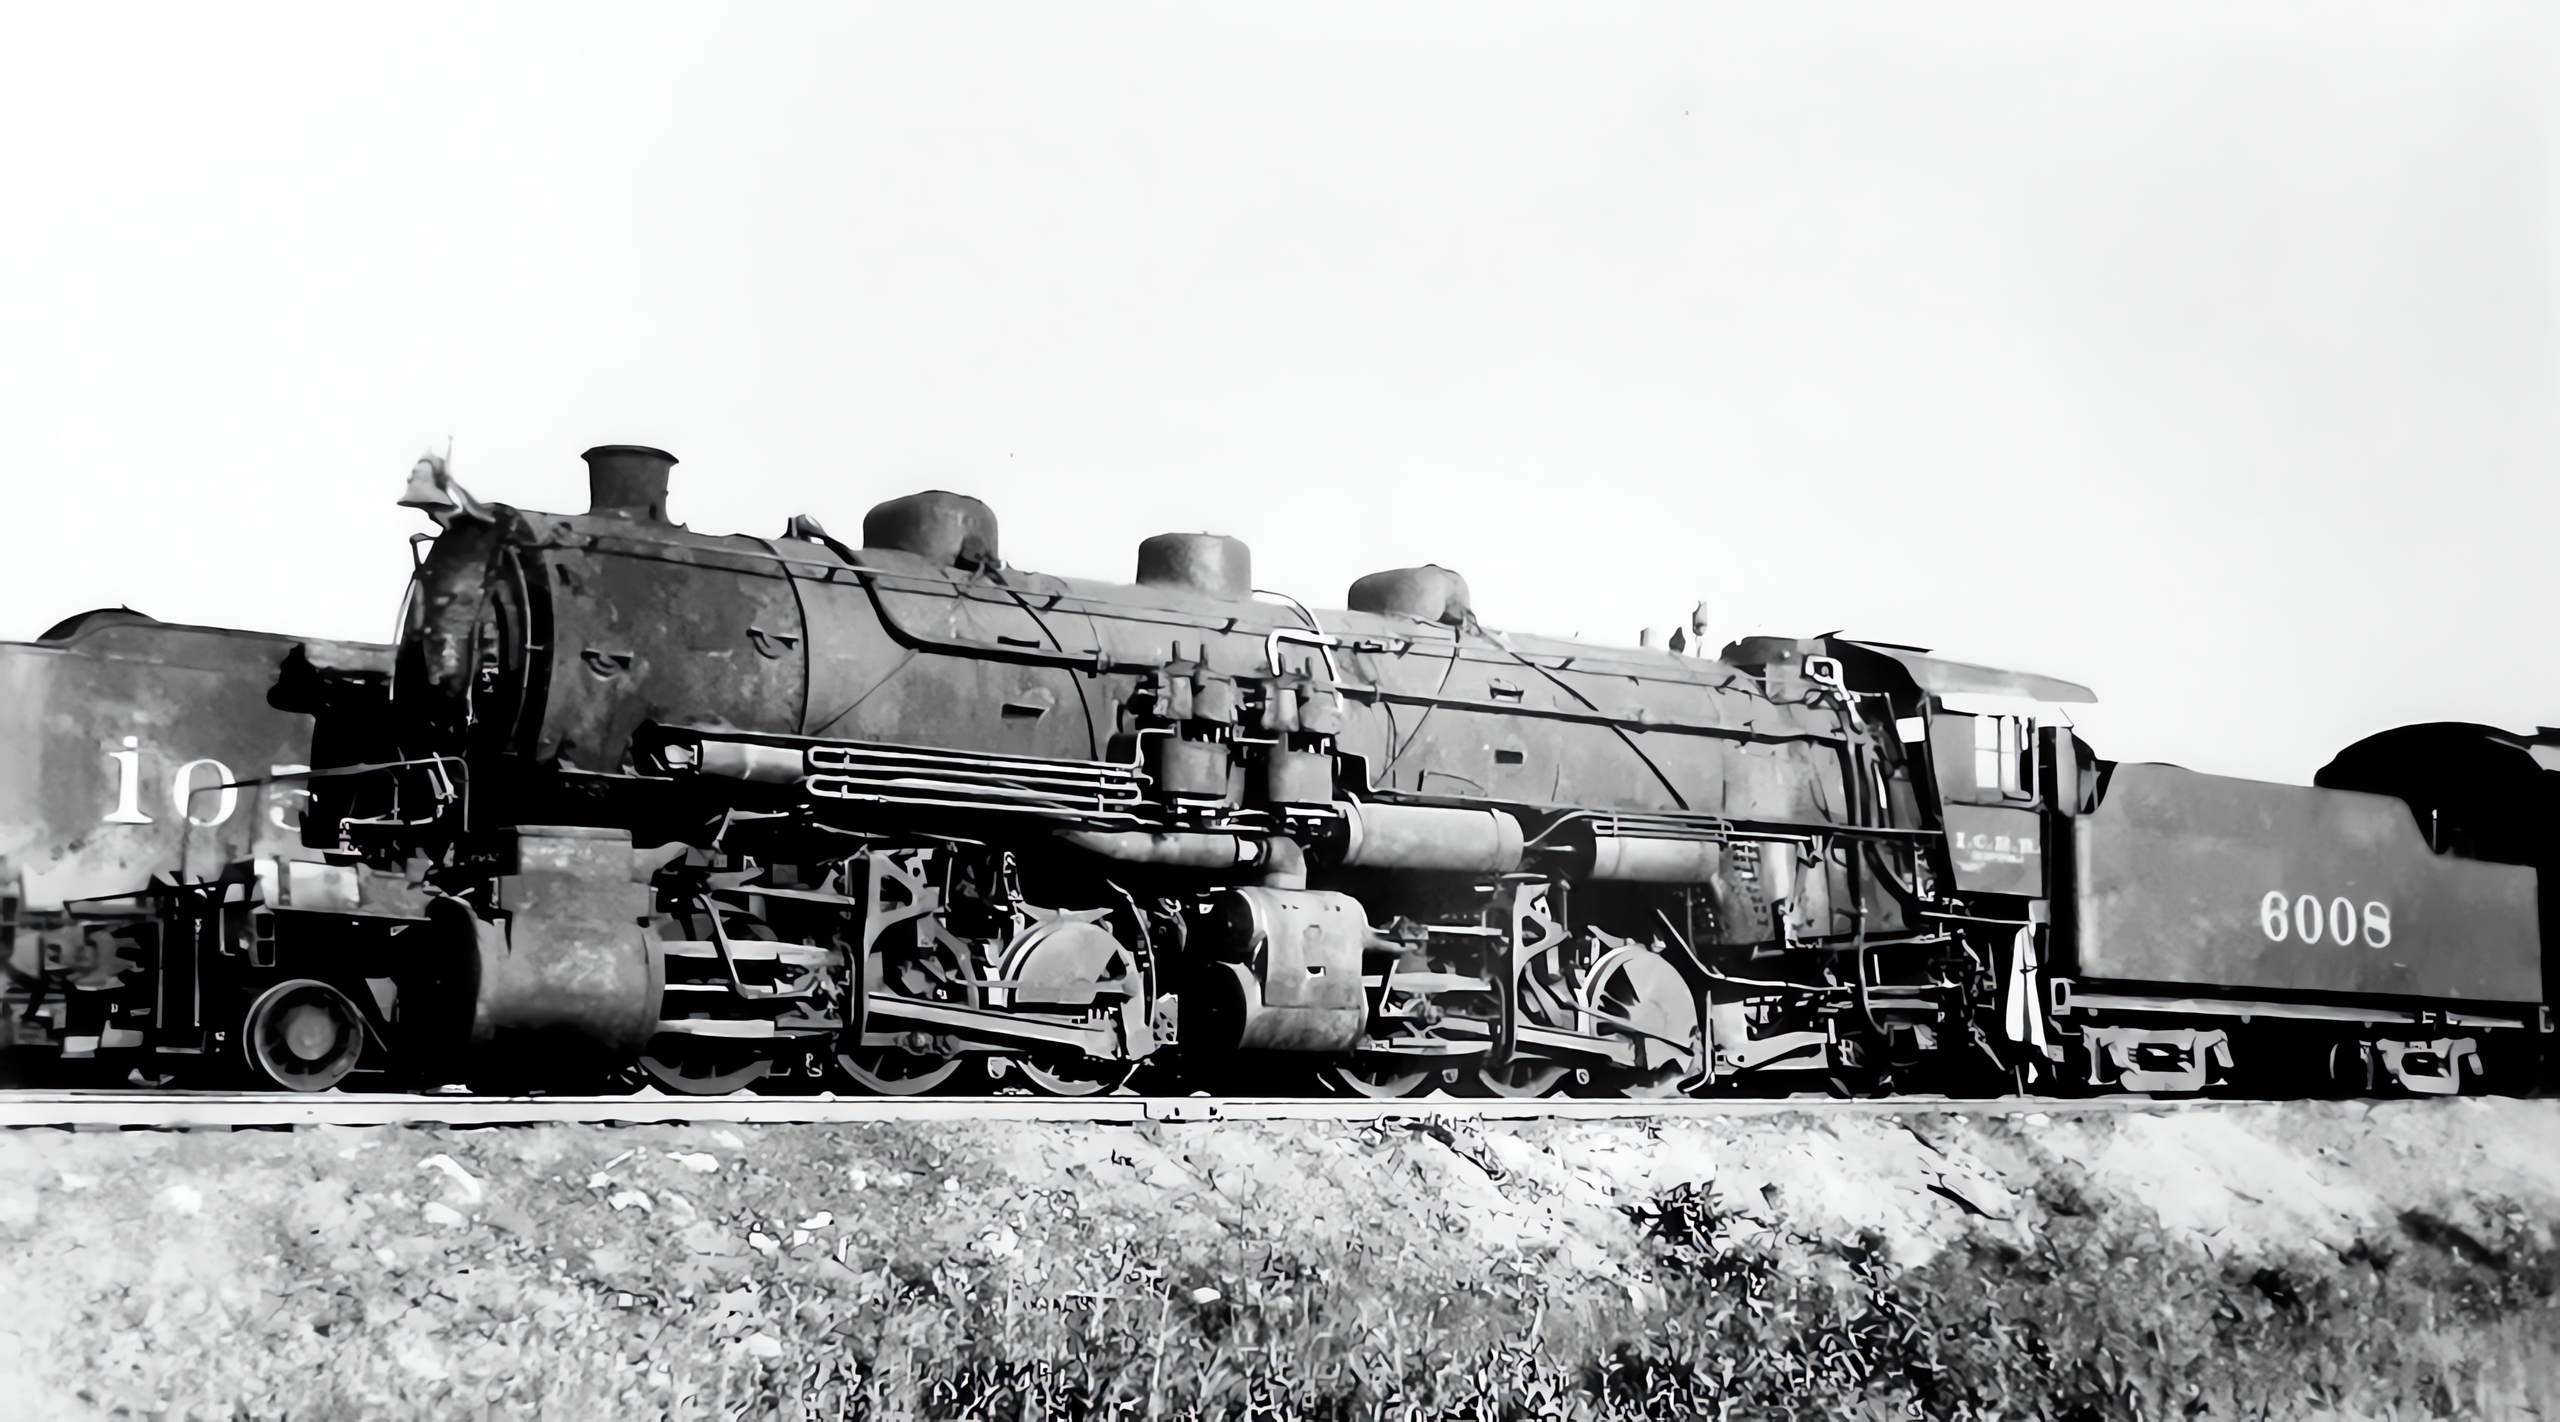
[863,491,1000,569]
[1348,565,1471,626]
[1137,533,1253,601]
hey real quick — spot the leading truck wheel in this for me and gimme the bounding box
[242,979,368,1092]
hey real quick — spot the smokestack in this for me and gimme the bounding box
[582,445,676,523]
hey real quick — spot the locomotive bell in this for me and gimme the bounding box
[582,445,677,524]
[1721,635,1817,672]
[1136,532,1252,601]
[863,490,1000,569]
[1347,565,1470,626]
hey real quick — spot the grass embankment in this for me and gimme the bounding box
[0,1102,2553,1418]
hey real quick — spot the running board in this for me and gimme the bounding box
[2053,983,2526,1032]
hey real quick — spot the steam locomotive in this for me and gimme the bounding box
[8,445,2550,1096]
[0,610,408,1081]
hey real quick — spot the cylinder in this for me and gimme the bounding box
[582,445,676,524]
[1337,801,1524,873]
[1589,834,1726,883]
[1189,887,1367,1052]
[464,826,662,1053]
[1136,533,1253,600]
[863,490,1000,569]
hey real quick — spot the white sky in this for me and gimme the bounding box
[1,3,2551,784]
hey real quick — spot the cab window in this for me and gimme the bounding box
[1975,714,2028,797]
[1930,711,2037,806]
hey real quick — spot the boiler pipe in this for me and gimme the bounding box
[1057,830,1263,870]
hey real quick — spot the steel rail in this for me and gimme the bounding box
[0,1089,2268,1131]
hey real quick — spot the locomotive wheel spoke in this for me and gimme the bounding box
[641,903,797,1095]
[840,913,979,1095]
[1003,918,1143,1096]
[1588,951,1702,1099]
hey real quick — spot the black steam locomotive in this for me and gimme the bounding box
[0,610,411,1082]
[10,445,2551,1096]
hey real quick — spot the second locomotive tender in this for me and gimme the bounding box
[262,445,2542,1096]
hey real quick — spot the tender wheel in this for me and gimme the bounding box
[1469,1058,1570,1098]
[637,1035,774,1095]
[1587,950,1701,1098]
[242,979,368,1093]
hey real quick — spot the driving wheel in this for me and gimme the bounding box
[1469,1057,1570,1098]
[1586,949,1701,1098]
[637,1034,775,1095]
[1004,917,1146,1096]
[1322,1060,1442,1099]
[839,924,978,1095]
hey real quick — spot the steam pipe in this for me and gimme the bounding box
[1057,830,1263,870]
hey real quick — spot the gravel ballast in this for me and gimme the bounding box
[1,1099,2554,1418]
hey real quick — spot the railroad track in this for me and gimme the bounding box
[0,1089,2255,1131]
